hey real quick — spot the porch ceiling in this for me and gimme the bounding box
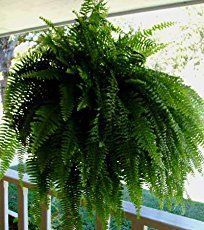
[0,0,202,37]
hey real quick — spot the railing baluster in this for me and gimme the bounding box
[96,215,103,230]
[96,215,111,230]
[0,181,9,230]
[40,196,51,230]
[131,220,144,230]
[18,186,28,230]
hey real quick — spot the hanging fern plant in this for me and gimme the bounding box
[0,0,204,228]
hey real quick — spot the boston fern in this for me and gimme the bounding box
[0,0,204,228]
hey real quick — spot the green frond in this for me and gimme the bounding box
[143,21,175,36]
[30,105,61,153]
[0,118,19,178]
[17,144,27,183]
[59,83,74,121]
[127,22,174,57]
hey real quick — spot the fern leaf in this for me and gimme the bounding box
[30,105,61,153]
[59,83,74,121]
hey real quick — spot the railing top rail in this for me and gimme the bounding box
[3,169,204,230]
[3,169,34,189]
[123,201,204,230]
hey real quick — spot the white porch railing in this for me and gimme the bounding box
[1,169,204,230]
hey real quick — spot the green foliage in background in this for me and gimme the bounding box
[0,0,204,229]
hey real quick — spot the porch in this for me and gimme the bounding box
[1,169,204,229]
